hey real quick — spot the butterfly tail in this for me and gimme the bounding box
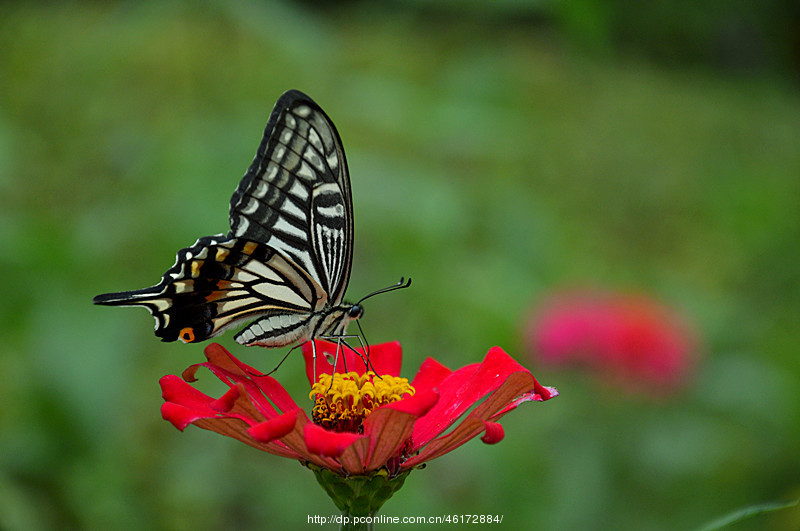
[93,286,163,306]
[93,285,216,343]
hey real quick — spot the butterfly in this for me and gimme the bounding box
[94,89,409,352]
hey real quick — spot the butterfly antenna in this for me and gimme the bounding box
[356,277,412,305]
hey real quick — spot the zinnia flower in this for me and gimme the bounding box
[160,340,557,516]
[526,290,697,392]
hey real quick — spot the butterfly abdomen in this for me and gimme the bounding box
[235,311,316,347]
[235,304,353,347]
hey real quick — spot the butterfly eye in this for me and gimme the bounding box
[179,327,196,343]
[348,305,363,319]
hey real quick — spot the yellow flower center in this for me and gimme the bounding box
[310,372,415,433]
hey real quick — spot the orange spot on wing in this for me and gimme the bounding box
[243,241,258,255]
[205,280,234,302]
[179,327,196,343]
[205,290,226,302]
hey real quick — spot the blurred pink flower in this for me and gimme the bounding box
[526,290,698,392]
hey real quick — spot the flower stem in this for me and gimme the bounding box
[308,463,411,517]
[306,463,412,529]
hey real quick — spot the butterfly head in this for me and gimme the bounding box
[348,304,364,320]
[328,303,362,336]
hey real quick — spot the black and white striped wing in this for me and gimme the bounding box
[94,90,355,347]
[229,89,353,308]
[93,236,326,344]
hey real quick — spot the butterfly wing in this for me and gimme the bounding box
[93,236,327,343]
[229,89,353,307]
[94,90,353,346]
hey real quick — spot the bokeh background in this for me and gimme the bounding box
[2,1,799,529]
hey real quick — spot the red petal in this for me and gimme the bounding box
[248,374,299,415]
[338,438,369,475]
[248,410,300,443]
[364,341,403,377]
[304,423,365,458]
[204,342,257,376]
[411,347,521,445]
[492,386,560,419]
[211,385,241,412]
[160,374,215,410]
[411,346,557,451]
[480,421,504,444]
[302,391,440,474]
[244,411,344,471]
[347,390,438,472]
[179,344,301,419]
[162,398,295,456]
[303,340,403,384]
[161,402,201,431]
[361,407,414,471]
[410,357,453,392]
[204,344,300,414]
[387,389,439,417]
[161,351,329,463]
[181,363,203,383]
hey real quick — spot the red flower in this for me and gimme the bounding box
[526,290,698,392]
[160,340,557,476]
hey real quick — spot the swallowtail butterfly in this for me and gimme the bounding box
[94,90,407,350]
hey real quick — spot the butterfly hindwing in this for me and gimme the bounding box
[229,90,353,306]
[93,236,327,343]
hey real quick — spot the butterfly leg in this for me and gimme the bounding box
[322,334,379,375]
[247,343,303,378]
[351,320,379,376]
[312,340,318,384]
[343,334,379,376]
[318,335,346,374]
[312,340,346,382]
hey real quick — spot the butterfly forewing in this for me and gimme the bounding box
[229,90,353,306]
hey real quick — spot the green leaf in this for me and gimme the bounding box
[697,499,799,531]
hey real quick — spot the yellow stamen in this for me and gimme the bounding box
[310,372,415,433]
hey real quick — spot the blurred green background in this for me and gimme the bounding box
[2,1,799,529]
